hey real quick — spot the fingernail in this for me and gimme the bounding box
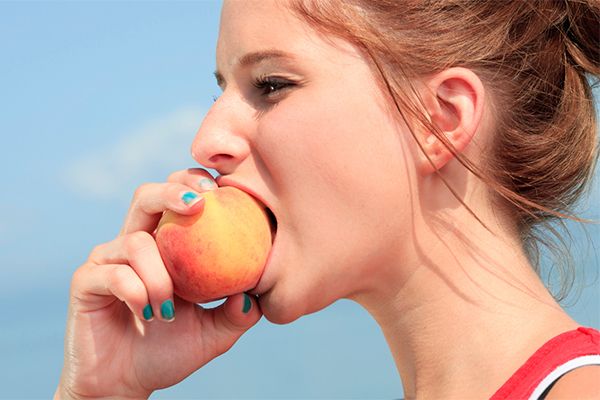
[242,294,252,314]
[199,178,217,191]
[161,299,175,321]
[143,304,154,321]
[181,191,201,206]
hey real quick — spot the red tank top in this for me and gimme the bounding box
[490,327,600,400]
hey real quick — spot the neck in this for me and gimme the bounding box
[350,210,579,399]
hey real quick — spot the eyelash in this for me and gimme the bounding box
[253,76,295,99]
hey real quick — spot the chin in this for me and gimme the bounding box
[257,283,338,325]
[258,290,306,325]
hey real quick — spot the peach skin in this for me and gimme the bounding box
[155,187,273,303]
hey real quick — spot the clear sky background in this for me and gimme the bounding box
[0,1,597,399]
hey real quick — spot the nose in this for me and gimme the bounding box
[191,96,251,175]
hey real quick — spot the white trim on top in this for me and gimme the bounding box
[529,354,600,400]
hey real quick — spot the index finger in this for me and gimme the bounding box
[119,169,218,237]
[166,168,219,191]
[119,182,205,236]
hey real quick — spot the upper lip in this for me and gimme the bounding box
[214,175,268,208]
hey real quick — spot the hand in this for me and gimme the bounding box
[55,169,262,399]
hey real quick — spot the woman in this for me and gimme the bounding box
[55,0,600,398]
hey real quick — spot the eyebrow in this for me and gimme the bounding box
[237,50,295,67]
[213,50,296,88]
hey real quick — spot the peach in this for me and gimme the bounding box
[155,186,273,304]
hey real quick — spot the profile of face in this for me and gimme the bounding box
[192,0,421,324]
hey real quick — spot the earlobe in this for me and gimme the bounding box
[416,68,485,176]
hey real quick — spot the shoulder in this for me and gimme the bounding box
[544,366,600,400]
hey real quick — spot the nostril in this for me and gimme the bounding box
[208,154,234,164]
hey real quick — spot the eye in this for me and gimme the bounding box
[253,76,296,100]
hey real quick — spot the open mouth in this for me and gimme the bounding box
[264,207,277,244]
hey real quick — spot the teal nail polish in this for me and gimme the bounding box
[242,294,252,314]
[143,304,154,321]
[199,178,216,191]
[161,299,175,321]
[181,192,199,206]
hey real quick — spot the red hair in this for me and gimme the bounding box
[288,0,600,301]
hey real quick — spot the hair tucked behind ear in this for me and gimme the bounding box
[288,0,600,302]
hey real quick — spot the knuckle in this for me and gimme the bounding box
[119,232,172,296]
[166,170,185,183]
[122,231,155,255]
[151,274,173,297]
[106,264,129,286]
[106,265,143,300]
[88,242,108,261]
[130,280,147,303]
[131,182,156,202]
[70,264,89,287]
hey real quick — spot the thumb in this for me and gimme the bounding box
[206,293,262,356]
[222,293,262,330]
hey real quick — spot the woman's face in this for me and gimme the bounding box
[192,0,417,323]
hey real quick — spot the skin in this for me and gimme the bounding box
[54,170,263,399]
[545,366,600,399]
[55,0,598,398]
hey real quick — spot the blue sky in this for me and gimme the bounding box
[0,1,597,399]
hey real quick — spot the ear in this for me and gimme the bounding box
[416,68,485,175]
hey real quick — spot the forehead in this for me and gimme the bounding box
[216,0,357,70]
[218,0,306,60]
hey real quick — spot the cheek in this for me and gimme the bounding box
[257,89,415,268]
[256,87,413,228]
[259,89,406,185]
[252,88,421,322]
